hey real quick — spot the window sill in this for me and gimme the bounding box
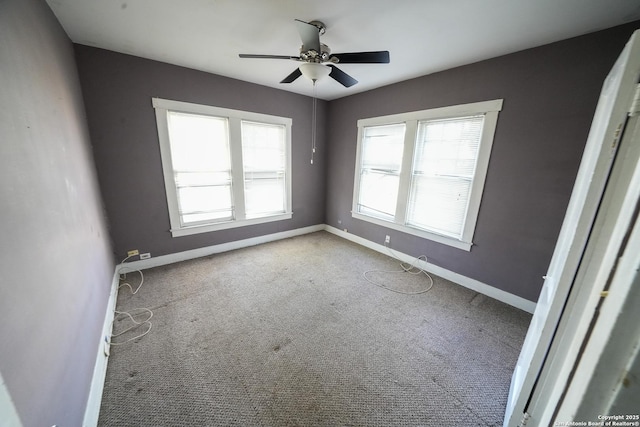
[351,212,472,251]
[170,212,293,237]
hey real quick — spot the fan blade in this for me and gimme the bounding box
[331,51,390,64]
[239,54,299,60]
[328,65,358,88]
[294,19,321,53]
[280,68,302,84]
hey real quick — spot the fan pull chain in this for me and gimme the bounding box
[311,80,317,164]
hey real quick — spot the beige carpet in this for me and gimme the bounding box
[99,231,531,426]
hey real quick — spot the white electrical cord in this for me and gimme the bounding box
[118,254,145,294]
[363,243,434,295]
[112,254,153,345]
[110,308,153,345]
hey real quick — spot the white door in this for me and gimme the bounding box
[532,92,640,424]
[504,29,640,427]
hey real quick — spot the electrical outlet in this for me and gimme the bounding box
[127,249,139,257]
[385,235,390,244]
[140,253,151,259]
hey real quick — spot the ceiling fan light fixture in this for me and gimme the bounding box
[239,19,390,88]
[299,62,331,82]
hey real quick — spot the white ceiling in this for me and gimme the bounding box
[46,0,640,100]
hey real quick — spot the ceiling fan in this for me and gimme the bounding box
[239,19,390,88]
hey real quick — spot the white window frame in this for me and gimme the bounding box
[153,98,292,237]
[352,99,503,251]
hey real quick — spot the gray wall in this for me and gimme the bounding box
[0,1,114,426]
[325,22,639,303]
[74,46,327,260]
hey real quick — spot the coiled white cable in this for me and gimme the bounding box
[363,243,434,295]
[111,308,153,345]
[118,254,144,294]
[112,254,152,345]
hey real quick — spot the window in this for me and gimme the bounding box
[352,100,502,250]
[241,121,288,219]
[357,123,405,220]
[153,98,292,237]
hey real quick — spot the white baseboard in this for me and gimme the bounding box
[83,269,119,427]
[119,224,325,272]
[119,222,535,312]
[324,225,536,314]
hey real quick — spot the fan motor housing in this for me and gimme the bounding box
[300,43,331,62]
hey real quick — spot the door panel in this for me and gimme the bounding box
[504,29,640,427]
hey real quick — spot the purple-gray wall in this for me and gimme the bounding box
[74,46,327,260]
[326,22,639,303]
[73,22,638,305]
[0,0,114,426]
[0,2,635,423]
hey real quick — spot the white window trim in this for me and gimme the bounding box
[153,98,293,237]
[352,99,503,251]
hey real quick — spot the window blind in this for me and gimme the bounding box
[241,121,287,218]
[166,111,233,225]
[406,115,484,238]
[357,123,406,220]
